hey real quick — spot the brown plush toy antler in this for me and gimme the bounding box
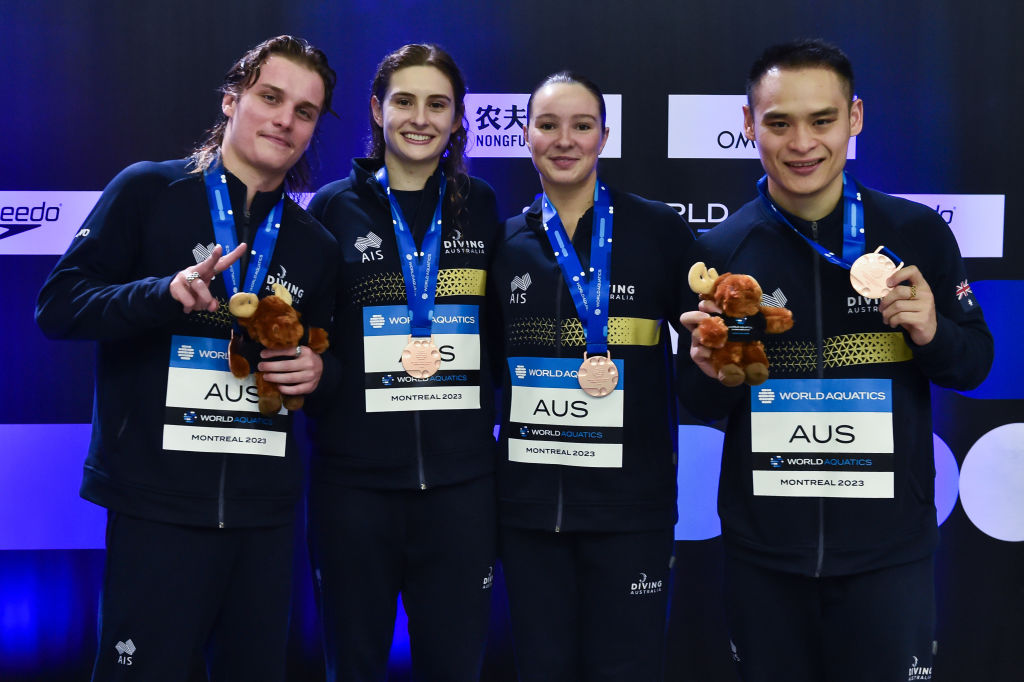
[227,283,329,415]
[688,262,793,387]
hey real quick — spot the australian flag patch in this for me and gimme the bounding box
[955,279,979,312]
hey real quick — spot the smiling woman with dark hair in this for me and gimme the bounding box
[304,43,502,682]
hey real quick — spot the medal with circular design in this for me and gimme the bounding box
[402,336,441,378]
[578,352,618,397]
[849,245,903,299]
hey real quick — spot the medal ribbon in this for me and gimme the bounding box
[375,167,447,338]
[756,172,902,270]
[541,180,613,355]
[203,162,284,296]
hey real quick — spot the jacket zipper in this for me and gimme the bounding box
[218,455,227,528]
[415,412,427,490]
[554,276,565,532]
[219,205,252,529]
[811,221,825,576]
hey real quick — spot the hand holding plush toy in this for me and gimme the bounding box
[687,262,793,387]
[228,283,329,415]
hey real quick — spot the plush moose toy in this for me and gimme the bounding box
[227,283,329,415]
[688,262,794,387]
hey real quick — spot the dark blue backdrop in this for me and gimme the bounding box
[2,1,1022,680]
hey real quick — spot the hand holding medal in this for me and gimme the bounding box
[878,265,937,345]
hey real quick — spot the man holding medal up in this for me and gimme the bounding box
[35,36,336,681]
[679,39,992,681]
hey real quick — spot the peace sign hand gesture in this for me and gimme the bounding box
[169,242,248,314]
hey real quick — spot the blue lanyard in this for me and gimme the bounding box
[203,163,284,296]
[541,181,614,355]
[756,173,901,269]
[375,167,447,338]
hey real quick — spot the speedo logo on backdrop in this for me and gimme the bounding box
[893,193,1004,258]
[666,95,856,159]
[0,191,101,255]
[465,93,622,158]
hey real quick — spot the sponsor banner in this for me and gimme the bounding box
[666,95,857,159]
[162,424,286,457]
[0,190,102,255]
[665,202,731,227]
[508,439,622,468]
[0,423,105,550]
[0,190,316,254]
[465,93,622,158]
[892,193,1004,258]
[753,470,894,498]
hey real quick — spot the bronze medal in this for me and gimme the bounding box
[578,352,618,397]
[402,336,441,379]
[849,246,903,299]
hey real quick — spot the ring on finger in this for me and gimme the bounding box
[295,346,302,358]
[909,284,918,300]
[185,271,201,284]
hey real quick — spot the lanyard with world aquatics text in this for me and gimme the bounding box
[756,172,903,270]
[203,162,284,297]
[375,166,447,339]
[541,180,614,355]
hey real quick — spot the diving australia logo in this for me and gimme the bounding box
[354,231,384,262]
[848,294,880,315]
[510,273,532,303]
[907,655,932,681]
[629,572,663,596]
[264,264,305,303]
[444,228,485,255]
[610,283,635,301]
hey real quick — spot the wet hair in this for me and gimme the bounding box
[746,38,854,111]
[368,43,469,227]
[526,71,607,127]
[189,35,336,192]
